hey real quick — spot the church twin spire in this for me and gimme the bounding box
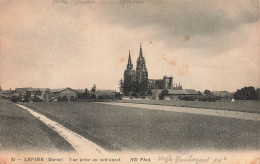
[127,50,133,70]
[136,43,146,70]
[124,43,148,94]
[127,43,146,70]
[139,43,143,56]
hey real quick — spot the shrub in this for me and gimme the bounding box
[234,86,258,100]
[32,96,43,102]
[11,95,21,103]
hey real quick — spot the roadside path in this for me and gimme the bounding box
[99,102,260,121]
[16,104,107,155]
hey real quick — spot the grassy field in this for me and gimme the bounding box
[117,100,260,113]
[0,99,74,152]
[23,102,260,152]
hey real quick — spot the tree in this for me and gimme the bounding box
[11,94,22,103]
[32,96,43,102]
[234,86,258,100]
[123,80,137,96]
[159,89,169,100]
[84,88,90,98]
[122,79,129,95]
[119,79,124,93]
[23,92,31,102]
[136,80,148,96]
[203,90,211,95]
[35,90,42,96]
[114,92,122,100]
[82,88,90,99]
[257,88,260,100]
[91,84,97,93]
[78,88,91,100]
[78,92,84,100]
[90,93,96,99]
[147,88,153,96]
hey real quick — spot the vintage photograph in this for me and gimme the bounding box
[0,0,259,163]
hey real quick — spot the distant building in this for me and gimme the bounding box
[123,43,183,96]
[162,89,199,100]
[148,76,182,90]
[50,87,79,102]
[15,87,50,102]
[123,43,148,95]
[0,89,16,99]
[136,44,148,87]
[124,50,136,84]
[15,87,32,95]
[211,90,233,102]
[4,87,92,102]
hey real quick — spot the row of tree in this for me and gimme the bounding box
[119,79,148,97]
[234,86,259,100]
[119,79,152,98]
[178,95,227,102]
[78,88,97,100]
[158,86,260,101]
[11,92,43,103]
[78,85,121,101]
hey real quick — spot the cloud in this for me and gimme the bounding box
[0,0,259,91]
[98,0,259,53]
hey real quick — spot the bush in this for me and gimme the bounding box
[178,95,222,102]
[159,89,169,100]
[90,93,96,99]
[234,86,258,100]
[32,96,43,102]
[11,95,21,103]
[78,89,91,100]
[114,92,122,100]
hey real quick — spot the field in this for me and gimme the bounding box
[0,99,74,152]
[22,102,260,151]
[117,100,260,113]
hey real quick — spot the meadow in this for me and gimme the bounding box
[23,102,260,151]
[117,100,260,113]
[0,99,74,152]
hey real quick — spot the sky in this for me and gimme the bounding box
[0,0,259,92]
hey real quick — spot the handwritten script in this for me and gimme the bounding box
[52,0,144,7]
[158,155,227,164]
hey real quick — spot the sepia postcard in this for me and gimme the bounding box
[0,0,259,163]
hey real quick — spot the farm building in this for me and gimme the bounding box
[163,89,199,100]
[0,89,16,99]
[15,87,50,102]
[51,87,79,102]
[211,91,233,102]
[15,87,32,95]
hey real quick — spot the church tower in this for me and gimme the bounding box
[127,50,133,70]
[123,50,136,95]
[136,43,148,94]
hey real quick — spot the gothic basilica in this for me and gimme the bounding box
[123,43,182,96]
